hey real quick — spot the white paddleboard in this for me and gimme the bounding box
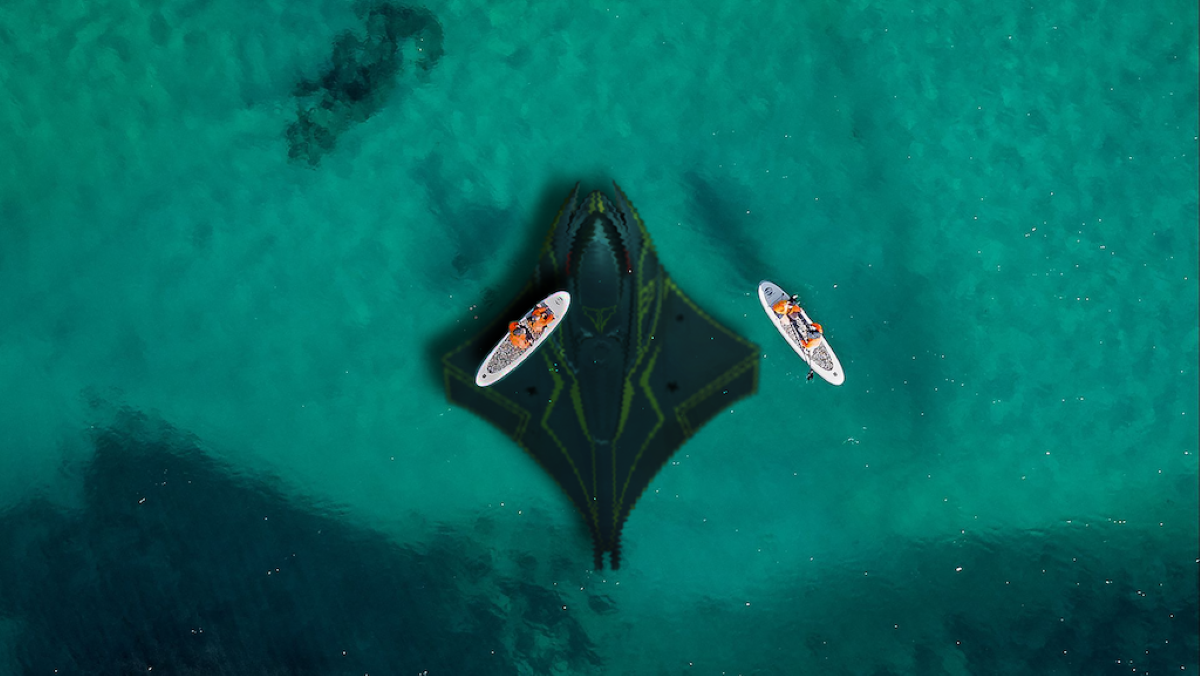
[758,280,844,386]
[475,291,571,387]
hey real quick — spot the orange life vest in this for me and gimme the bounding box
[508,322,532,349]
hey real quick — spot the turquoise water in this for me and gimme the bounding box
[0,0,1196,672]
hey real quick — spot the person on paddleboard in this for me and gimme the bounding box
[772,295,824,348]
[527,305,555,335]
[508,321,534,349]
[507,303,558,349]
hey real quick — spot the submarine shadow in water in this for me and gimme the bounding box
[423,176,586,390]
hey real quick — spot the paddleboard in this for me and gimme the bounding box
[475,291,571,387]
[758,280,845,386]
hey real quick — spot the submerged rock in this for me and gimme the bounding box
[287,3,445,166]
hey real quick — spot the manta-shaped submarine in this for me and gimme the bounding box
[442,183,759,569]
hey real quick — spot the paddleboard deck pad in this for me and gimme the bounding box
[758,280,844,386]
[475,291,571,387]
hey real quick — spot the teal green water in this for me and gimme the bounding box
[0,0,1196,673]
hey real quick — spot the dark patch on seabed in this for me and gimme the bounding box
[286,2,445,166]
[0,404,598,675]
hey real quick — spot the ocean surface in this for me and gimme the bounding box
[0,0,1197,673]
